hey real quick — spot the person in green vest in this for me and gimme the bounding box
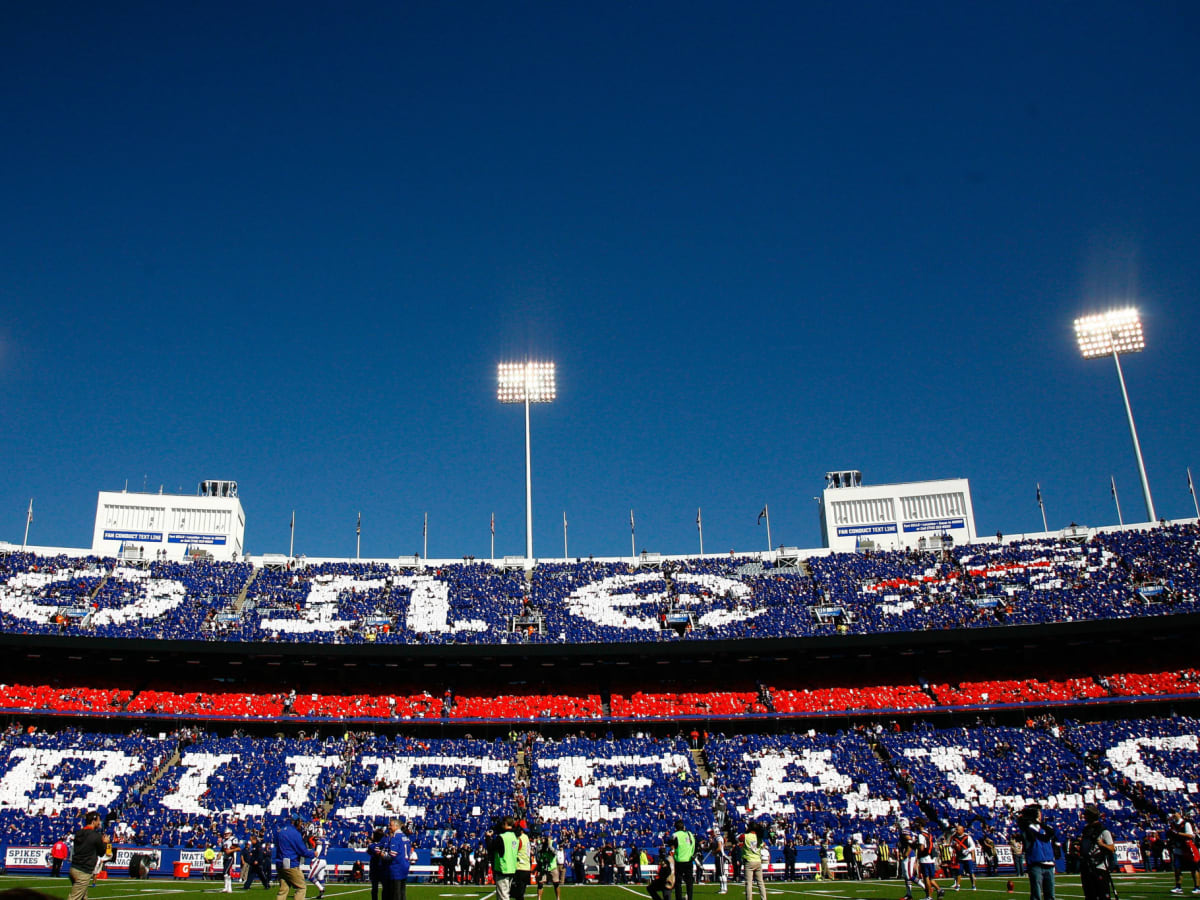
[741,823,768,900]
[488,817,519,900]
[670,819,697,900]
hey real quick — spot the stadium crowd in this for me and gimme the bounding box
[0,523,1197,646]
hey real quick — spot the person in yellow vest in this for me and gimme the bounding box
[488,817,519,900]
[514,822,532,900]
[877,840,892,879]
[939,837,955,881]
[670,819,697,900]
[741,824,768,900]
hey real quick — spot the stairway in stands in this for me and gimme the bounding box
[692,747,712,783]
[232,568,258,613]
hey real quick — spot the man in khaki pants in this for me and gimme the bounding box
[741,824,768,900]
[67,812,108,900]
[274,817,314,900]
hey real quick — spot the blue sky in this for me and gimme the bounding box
[2,1,1198,559]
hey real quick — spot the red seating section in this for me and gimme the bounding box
[2,668,1197,720]
[771,683,935,713]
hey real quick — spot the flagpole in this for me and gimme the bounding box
[356,512,362,560]
[289,510,295,557]
[490,513,495,562]
[1037,484,1048,532]
[563,510,568,560]
[21,501,33,549]
[765,504,772,551]
[423,512,428,560]
[1111,477,1123,527]
[630,509,636,559]
[697,507,704,556]
[1189,468,1199,520]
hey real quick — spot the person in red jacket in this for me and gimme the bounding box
[51,837,70,877]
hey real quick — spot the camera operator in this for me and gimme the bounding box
[1019,805,1057,900]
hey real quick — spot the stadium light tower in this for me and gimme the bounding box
[498,361,557,560]
[1074,307,1156,523]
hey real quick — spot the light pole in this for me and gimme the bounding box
[498,361,557,561]
[1075,307,1156,523]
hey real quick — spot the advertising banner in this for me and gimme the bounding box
[836,523,898,537]
[103,530,163,542]
[902,517,966,534]
[168,533,227,545]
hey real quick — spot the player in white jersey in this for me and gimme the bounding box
[307,829,329,899]
[897,818,918,900]
[221,829,241,894]
[709,828,729,895]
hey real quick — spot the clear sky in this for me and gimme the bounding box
[2,1,1198,560]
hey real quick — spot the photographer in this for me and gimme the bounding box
[1019,805,1057,900]
[1078,806,1115,900]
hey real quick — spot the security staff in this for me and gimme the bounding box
[671,819,697,900]
[514,823,533,900]
[489,817,519,900]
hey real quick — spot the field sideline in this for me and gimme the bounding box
[0,875,1179,900]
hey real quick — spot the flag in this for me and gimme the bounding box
[356,511,361,536]
[1036,484,1043,505]
[423,513,427,538]
[290,511,295,529]
[563,510,568,528]
[630,509,635,533]
[757,506,767,524]
[696,508,702,529]
[1111,476,1117,498]
[490,512,495,535]
[26,500,33,525]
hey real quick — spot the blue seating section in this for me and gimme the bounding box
[331,736,516,842]
[703,731,923,843]
[1065,716,1200,820]
[134,734,352,845]
[875,723,1139,839]
[2,523,1198,644]
[0,718,1194,848]
[0,728,173,844]
[526,736,709,849]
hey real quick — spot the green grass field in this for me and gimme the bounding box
[0,874,1181,900]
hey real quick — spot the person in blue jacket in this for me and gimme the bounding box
[383,817,413,900]
[274,817,315,900]
[1019,805,1058,900]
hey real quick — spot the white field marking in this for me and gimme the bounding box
[617,887,647,897]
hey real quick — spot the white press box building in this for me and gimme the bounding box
[819,470,976,553]
[91,480,245,561]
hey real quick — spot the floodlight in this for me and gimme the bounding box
[497,361,557,403]
[1074,308,1145,359]
[497,360,558,561]
[1074,307,1155,522]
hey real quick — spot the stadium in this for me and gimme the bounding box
[1,463,1197,897]
[5,5,1200,900]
